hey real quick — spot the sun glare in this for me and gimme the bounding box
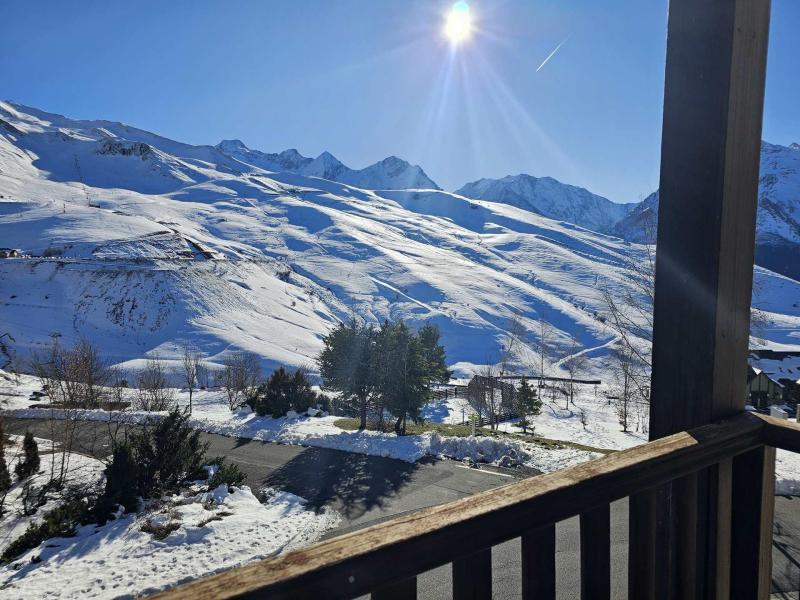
[444,1,472,45]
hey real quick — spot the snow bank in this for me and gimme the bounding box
[0,485,339,599]
[1,405,597,474]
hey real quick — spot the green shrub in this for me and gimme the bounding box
[102,443,139,514]
[130,410,208,497]
[247,367,318,417]
[207,457,246,489]
[1,498,91,564]
[14,432,40,481]
[0,422,11,495]
[96,410,208,520]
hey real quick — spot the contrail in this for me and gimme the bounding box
[536,37,569,72]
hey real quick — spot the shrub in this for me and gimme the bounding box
[14,431,40,481]
[140,518,180,540]
[96,410,208,519]
[1,497,91,563]
[130,410,208,497]
[101,443,139,514]
[247,367,318,417]
[207,457,246,489]
[0,422,10,493]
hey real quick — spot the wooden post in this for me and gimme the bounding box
[644,0,772,597]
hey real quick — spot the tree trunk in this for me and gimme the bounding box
[359,395,367,431]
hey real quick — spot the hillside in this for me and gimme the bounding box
[455,174,633,234]
[0,102,797,377]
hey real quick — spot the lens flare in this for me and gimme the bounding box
[444,1,472,44]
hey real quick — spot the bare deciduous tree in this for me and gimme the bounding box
[30,337,111,408]
[610,347,636,433]
[533,317,553,388]
[221,352,261,410]
[180,344,202,415]
[561,333,588,409]
[498,316,526,378]
[29,338,111,489]
[136,355,175,412]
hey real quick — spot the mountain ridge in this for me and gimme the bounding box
[214,138,441,191]
[455,173,634,234]
[0,102,797,376]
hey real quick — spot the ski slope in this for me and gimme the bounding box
[0,102,797,376]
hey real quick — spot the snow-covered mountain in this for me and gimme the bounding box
[611,142,800,280]
[215,139,440,191]
[609,191,659,243]
[0,102,797,377]
[455,174,634,234]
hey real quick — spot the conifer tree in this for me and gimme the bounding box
[318,320,376,430]
[417,324,451,390]
[515,377,541,434]
[375,320,428,435]
[0,421,12,514]
[15,431,40,481]
[102,443,139,513]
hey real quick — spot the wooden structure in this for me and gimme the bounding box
[747,366,786,410]
[156,1,779,598]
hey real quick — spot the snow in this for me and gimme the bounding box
[0,485,339,599]
[0,434,106,551]
[213,138,440,190]
[0,371,597,473]
[614,142,800,281]
[0,102,795,382]
[456,173,634,234]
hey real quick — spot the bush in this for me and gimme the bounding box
[14,431,40,481]
[206,457,246,489]
[101,443,139,514]
[96,410,208,518]
[1,497,91,563]
[247,367,318,417]
[0,422,11,494]
[130,410,208,497]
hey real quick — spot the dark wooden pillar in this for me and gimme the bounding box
[637,0,772,598]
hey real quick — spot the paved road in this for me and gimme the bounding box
[6,418,800,598]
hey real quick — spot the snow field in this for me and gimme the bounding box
[0,485,339,599]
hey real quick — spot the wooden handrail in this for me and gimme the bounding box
[153,412,766,600]
[752,412,800,452]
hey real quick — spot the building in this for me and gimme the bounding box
[746,365,785,410]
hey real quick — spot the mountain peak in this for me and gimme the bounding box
[217,139,248,152]
[315,150,343,164]
[455,173,630,232]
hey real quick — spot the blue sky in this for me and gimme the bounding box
[2,1,798,202]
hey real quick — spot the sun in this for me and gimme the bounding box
[444,1,473,45]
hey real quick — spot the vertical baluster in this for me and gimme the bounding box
[628,489,657,598]
[452,548,491,600]
[372,576,417,600]
[580,504,610,600]
[521,523,556,600]
[730,446,775,600]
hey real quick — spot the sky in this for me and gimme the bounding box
[2,0,798,203]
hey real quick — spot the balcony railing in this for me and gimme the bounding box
[153,411,792,599]
[157,0,773,597]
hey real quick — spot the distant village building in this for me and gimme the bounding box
[746,366,785,410]
[747,349,800,410]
